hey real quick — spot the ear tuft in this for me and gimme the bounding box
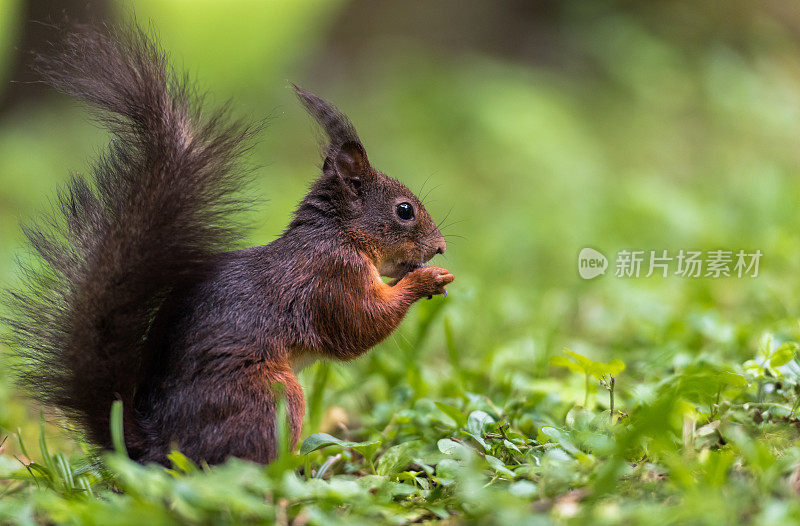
[292,84,373,200]
[292,84,362,152]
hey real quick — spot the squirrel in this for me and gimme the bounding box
[3,25,453,465]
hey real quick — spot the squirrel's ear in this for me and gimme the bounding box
[325,141,371,196]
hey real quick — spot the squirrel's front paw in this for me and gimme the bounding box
[407,266,454,298]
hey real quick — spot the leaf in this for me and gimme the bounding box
[167,451,198,474]
[437,438,472,457]
[350,441,382,461]
[719,371,748,388]
[562,349,593,370]
[109,401,127,457]
[503,439,522,454]
[758,333,775,361]
[467,410,496,436]
[552,350,625,380]
[435,458,461,484]
[601,358,626,377]
[435,402,468,428]
[467,432,491,451]
[588,358,626,379]
[38,416,54,474]
[549,355,585,374]
[376,441,420,476]
[537,426,562,444]
[770,342,799,368]
[299,432,380,457]
[300,433,347,454]
[696,420,721,437]
[485,455,515,478]
[54,454,74,488]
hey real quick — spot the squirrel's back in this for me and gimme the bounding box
[3,25,256,456]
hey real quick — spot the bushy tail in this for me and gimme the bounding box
[3,25,256,453]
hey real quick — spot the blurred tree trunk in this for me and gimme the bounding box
[0,0,111,119]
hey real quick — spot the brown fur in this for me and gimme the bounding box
[3,25,452,465]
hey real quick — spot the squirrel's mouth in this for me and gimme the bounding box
[379,260,426,280]
[379,247,438,280]
[403,262,424,274]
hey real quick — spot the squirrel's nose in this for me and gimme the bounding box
[435,239,446,255]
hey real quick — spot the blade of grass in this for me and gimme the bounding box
[110,400,127,457]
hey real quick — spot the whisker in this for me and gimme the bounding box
[418,177,431,198]
[439,219,465,231]
[421,184,443,204]
[436,207,454,231]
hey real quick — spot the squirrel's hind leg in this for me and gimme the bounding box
[201,359,305,464]
[144,357,305,465]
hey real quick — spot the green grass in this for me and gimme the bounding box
[2,300,800,524]
[3,1,800,524]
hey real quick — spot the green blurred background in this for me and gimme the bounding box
[2,0,800,456]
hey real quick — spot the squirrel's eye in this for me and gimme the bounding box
[396,202,415,221]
